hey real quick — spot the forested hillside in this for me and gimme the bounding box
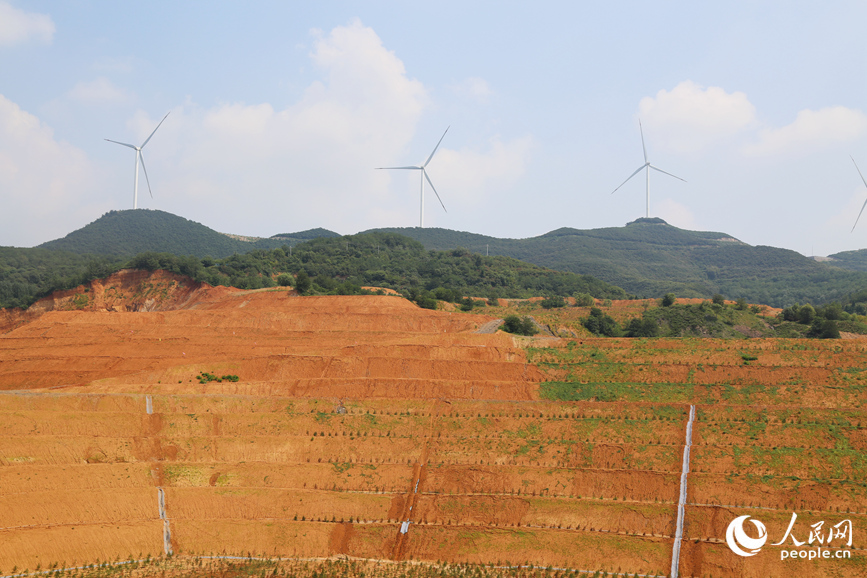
[1,232,628,309]
[37,210,338,258]
[370,218,867,307]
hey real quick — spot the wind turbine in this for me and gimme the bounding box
[611,119,685,218]
[851,157,867,232]
[376,127,449,228]
[106,112,170,209]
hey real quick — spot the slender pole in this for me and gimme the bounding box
[420,170,425,228]
[134,151,140,209]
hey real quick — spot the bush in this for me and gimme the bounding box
[573,292,595,307]
[540,296,566,309]
[798,304,816,324]
[625,317,660,337]
[809,319,840,339]
[712,294,725,306]
[735,297,748,310]
[295,271,311,295]
[502,315,537,336]
[277,273,292,287]
[661,293,676,307]
[583,307,621,337]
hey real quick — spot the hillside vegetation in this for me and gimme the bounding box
[369,218,867,307]
[1,232,627,309]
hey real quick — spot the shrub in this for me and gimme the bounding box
[502,315,537,336]
[276,273,292,287]
[573,292,595,307]
[583,307,621,337]
[540,296,566,309]
[295,271,311,295]
[625,317,659,337]
[712,294,725,306]
[661,293,676,307]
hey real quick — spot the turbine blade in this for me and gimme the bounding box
[423,169,447,212]
[141,111,171,148]
[376,166,421,170]
[852,198,867,233]
[422,126,450,168]
[853,157,867,189]
[105,139,137,150]
[611,164,647,194]
[139,152,154,199]
[649,164,686,182]
[639,119,648,164]
[851,158,867,232]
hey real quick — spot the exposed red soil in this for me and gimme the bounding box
[2,271,867,577]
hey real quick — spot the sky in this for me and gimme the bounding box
[1,1,866,257]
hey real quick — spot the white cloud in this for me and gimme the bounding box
[655,198,697,230]
[68,77,132,104]
[451,77,493,104]
[144,20,430,232]
[743,106,867,157]
[0,1,54,47]
[639,81,757,153]
[432,136,535,205]
[0,94,96,246]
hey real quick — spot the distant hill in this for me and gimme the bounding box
[38,210,337,258]
[271,228,340,241]
[825,249,867,272]
[367,219,867,307]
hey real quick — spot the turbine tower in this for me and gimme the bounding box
[376,127,449,228]
[106,112,170,209]
[611,119,685,218]
[851,157,867,232]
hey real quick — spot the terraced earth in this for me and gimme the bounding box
[1,270,866,577]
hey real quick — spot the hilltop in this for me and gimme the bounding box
[38,209,339,258]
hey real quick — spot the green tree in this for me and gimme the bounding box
[661,293,676,307]
[502,315,537,336]
[277,273,292,287]
[295,271,311,295]
[583,307,621,337]
[712,294,725,306]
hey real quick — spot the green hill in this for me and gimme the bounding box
[367,218,867,307]
[825,249,867,272]
[37,210,338,258]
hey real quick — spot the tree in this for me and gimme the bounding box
[502,315,537,336]
[712,294,726,306]
[573,292,595,307]
[798,303,816,324]
[625,317,660,337]
[661,293,676,307]
[277,274,292,287]
[295,271,311,295]
[583,307,621,337]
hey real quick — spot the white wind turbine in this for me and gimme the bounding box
[377,127,449,228]
[850,157,867,232]
[611,119,685,217]
[106,112,170,209]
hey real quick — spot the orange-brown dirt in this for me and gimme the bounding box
[2,270,866,578]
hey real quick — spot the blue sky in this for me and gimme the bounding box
[2,1,866,256]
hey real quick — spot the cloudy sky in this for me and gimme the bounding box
[2,1,866,256]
